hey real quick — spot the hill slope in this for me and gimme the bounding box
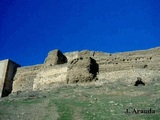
[0,47,160,120]
[0,80,160,120]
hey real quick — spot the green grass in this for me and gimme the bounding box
[53,99,73,120]
[0,82,160,120]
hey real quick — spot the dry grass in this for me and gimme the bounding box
[0,76,160,120]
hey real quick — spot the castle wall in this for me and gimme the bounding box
[12,64,68,92]
[12,64,42,93]
[11,47,160,93]
[0,59,20,97]
[33,64,68,90]
[64,51,79,63]
[98,69,160,85]
[0,60,8,97]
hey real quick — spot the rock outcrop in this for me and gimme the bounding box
[44,49,67,66]
[66,57,99,83]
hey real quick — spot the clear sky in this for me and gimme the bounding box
[0,0,160,66]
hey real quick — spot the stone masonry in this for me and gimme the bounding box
[44,49,67,66]
[0,47,160,97]
[0,59,20,97]
[66,57,99,83]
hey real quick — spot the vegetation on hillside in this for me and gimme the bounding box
[0,78,160,120]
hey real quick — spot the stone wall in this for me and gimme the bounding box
[64,48,160,72]
[64,51,79,63]
[12,64,68,92]
[0,60,8,97]
[98,69,160,85]
[12,64,43,92]
[33,64,68,90]
[9,47,160,94]
[0,59,20,97]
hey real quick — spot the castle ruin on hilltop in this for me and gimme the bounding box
[0,47,160,97]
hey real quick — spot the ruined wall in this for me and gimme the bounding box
[11,47,160,93]
[0,59,20,97]
[88,47,160,72]
[12,64,68,92]
[33,64,68,90]
[98,69,160,85]
[12,50,69,92]
[64,51,79,63]
[0,60,8,97]
[65,48,160,73]
[12,64,43,92]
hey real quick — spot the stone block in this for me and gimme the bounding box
[67,57,99,83]
[0,59,20,97]
[44,49,67,66]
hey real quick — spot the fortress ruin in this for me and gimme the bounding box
[0,47,160,97]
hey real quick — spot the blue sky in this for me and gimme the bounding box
[0,0,160,66]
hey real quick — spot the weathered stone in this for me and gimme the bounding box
[78,50,95,58]
[3,47,160,94]
[66,57,99,83]
[0,59,20,97]
[44,49,67,66]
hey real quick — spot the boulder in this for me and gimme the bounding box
[66,57,99,83]
[44,49,67,66]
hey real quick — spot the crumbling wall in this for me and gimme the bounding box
[64,51,79,63]
[10,47,160,93]
[12,50,68,93]
[66,57,99,83]
[65,49,160,72]
[44,49,67,66]
[12,64,42,93]
[33,64,68,90]
[0,60,8,97]
[0,59,20,97]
